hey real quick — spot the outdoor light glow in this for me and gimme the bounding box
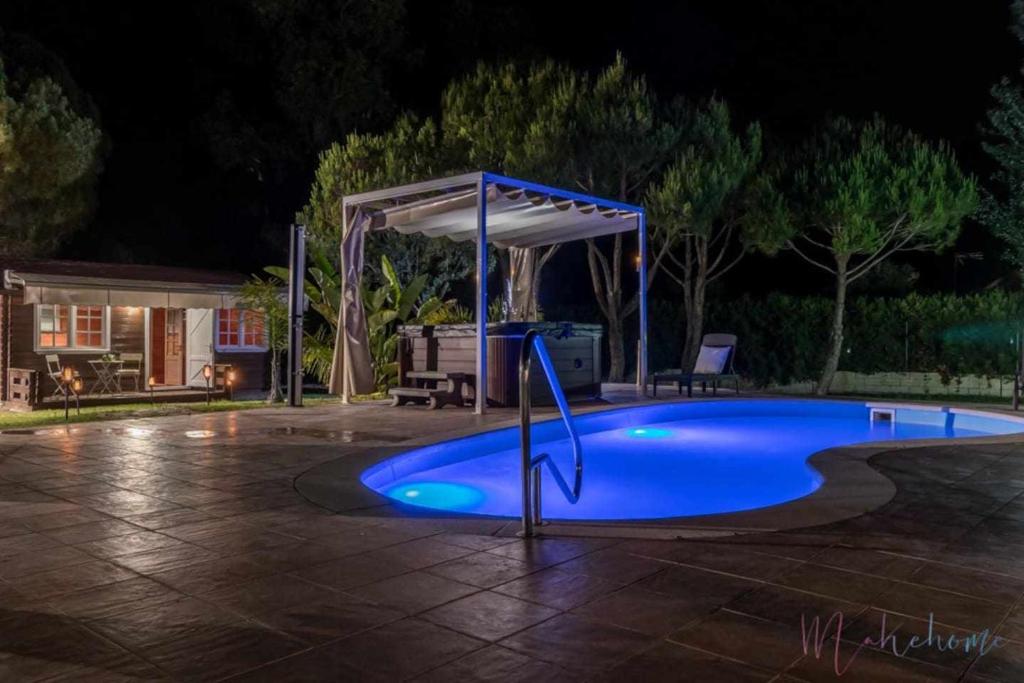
[626,427,672,438]
[386,482,484,511]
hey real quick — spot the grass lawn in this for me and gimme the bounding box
[0,395,345,430]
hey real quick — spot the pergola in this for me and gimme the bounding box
[329,171,648,413]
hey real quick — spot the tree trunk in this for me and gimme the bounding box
[817,261,848,395]
[507,246,559,321]
[507,247,534,321]
[585,233,629,383]
[607,233,626,382]
[681,285,705,370]
[607,314,626,384]
[679,237,709,371]
[268,350,284,403]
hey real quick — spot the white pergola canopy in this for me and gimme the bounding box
[369,181,640,249]
[329,171,648,413]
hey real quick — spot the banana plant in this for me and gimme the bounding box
[266,241,342,385]
[363,254,447,390]
[268,245,460,391]
[265,241,340,335]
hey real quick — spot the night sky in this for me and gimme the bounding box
[0,1,1018,295]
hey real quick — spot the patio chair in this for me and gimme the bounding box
[45,354,80,397]
[115,353,143,392]
[652,333,740,398]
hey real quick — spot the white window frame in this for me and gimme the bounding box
[34,304,111,353]
[214,308,268,352]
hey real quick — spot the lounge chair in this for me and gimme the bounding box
[652,333,740,398]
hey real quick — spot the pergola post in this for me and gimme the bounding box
[637,210,649,394]
[475,174,488,414]
[340,205,351,405]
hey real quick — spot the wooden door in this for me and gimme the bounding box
[150,308,166,383]
[185,309,213,388]
[165,309,185,386]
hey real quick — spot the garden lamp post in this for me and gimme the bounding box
[71,377,82,417]
[148,376,156,406]
[60,366,76,422]
[226,367,236,401]
[287,223,305,408]
[202,364,212,405]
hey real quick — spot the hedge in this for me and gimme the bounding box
[697,291,1024,387]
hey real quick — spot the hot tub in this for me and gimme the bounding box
[397,321,603,407]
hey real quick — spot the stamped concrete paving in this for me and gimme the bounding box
[0,400,1022,681]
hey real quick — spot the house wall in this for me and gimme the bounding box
[0,291,270,397]
[213,350,269,392]
[1,294,10,400]
[3,295,147,397]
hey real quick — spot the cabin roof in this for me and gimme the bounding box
[0,258,255,308]
[0,258,251,288]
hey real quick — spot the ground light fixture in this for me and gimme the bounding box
[226,367,236,400]
[148,375,156,405]
[202,364,213,404]
[59,366,81,421]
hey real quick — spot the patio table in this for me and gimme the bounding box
[88,359,124,395]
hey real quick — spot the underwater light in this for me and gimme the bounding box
[387,482,485,511]
[626,427,672,438]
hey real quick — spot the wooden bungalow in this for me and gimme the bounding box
[0,259,270,407]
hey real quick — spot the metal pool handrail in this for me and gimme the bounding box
[519,329,583,537]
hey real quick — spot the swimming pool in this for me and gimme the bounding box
[360,400,1024,521]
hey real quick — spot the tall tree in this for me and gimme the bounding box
[303,55,683,385]
[301,112,473,295]
[755,117,977,394]
[304,113,440,247]
[0,58,102,255]
[981,1,1024,271]
[572,54,682,382]
[441,60,578,319]
[646,100,763,370]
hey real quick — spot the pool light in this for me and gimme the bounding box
[626,427,672,438]
[387,482,484,511]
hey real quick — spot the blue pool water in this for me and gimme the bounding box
[360,400,1024,521]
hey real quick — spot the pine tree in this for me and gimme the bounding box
[981,1,1024,271]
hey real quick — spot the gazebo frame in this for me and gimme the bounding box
[335,171,648,414]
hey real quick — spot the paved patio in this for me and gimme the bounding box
[0,398,1022,681]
